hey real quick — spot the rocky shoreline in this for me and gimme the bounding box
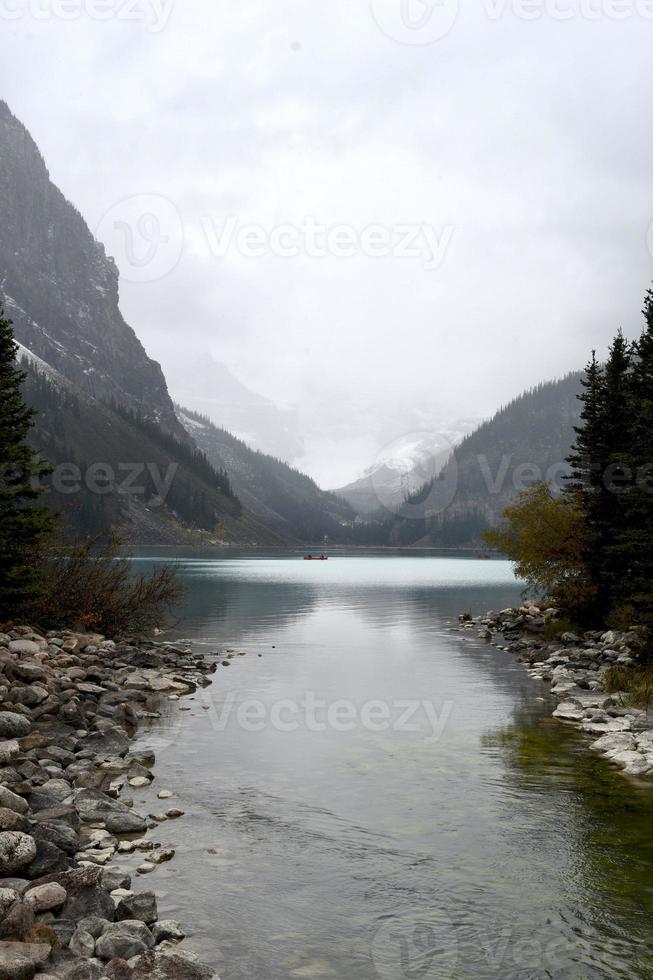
[0,624,221,979]
[458,602,653,778]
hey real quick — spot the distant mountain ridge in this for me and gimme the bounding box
[334,420,480,517]
[177,406,355,542]
[386,372,584,547]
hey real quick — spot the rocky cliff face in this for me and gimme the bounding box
[0,100,180,435]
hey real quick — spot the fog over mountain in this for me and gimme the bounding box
[4,1,653,485]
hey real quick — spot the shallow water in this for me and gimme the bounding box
[125,552,653,979]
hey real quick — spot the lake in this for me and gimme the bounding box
[124,551,653,979]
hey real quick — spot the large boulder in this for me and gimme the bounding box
[0,833,37,875]
[0,714,31,739]
[24,883,67,913]
[73,790,146,836]
[0,789,28,817]
[129,949,216,979]
[95,920,154,960]
[0,941,51,980]
[115,892,157,925]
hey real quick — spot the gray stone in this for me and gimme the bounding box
[95,920,154,960]
[129,948,215,979]
[0,833,37,875]
[152,920,185,944]
[100,867,130,892]
[24,883,67,913]
[73,790,146,835]
[0,788,28,816]
[0,941,51,980]
[69,927,95,958]
[76,916,109,939]
[115,891,157,925]
[0,713,31,739]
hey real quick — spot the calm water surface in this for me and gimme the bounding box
[124,552,653,980]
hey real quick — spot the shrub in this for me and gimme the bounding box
[27,533,183,635]
[483,482,595,621]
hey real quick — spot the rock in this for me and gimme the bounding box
[590,733,636,754]
[0,898,35,941]
[0,810,27,834]
[0,787,29,816]
[0,833,37,875]
[609,750,653,775]
[128,777,150,788]
[76,916,109,939]
[26,839,73,879]
[24,884,67,913]
[149,848,174,865]
[100,867,131,892]
[0,714,31,739]
[165,809,184,820]
[59,867,116,922]
[69,927,95,958]
[552,702,585,723]
[73,790,146,835]
[115,891,157,925]
[62,962,103,980]
[152,920,185,944]
[7,640,42,657]
[81,730,129,759]
[0,742,20,766]
[136,863,154,875]
[129,948,215,979]
[31,821,79,858]
[0,941,51,980]
[0,888,18,917]
[95,920,154,960]
[156,791,173,800]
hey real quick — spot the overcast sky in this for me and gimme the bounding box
[4,0,653,486]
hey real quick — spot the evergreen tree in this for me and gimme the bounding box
[565,351,605,616]
[0,308,55,616]
[613,291,653,627]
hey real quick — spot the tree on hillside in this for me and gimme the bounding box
[0,308,55,617]
[566,338,633,618]
[612,291,653,627]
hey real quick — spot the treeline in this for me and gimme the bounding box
[487,287,653,637]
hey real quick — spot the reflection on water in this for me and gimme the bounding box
[126,552,653,980]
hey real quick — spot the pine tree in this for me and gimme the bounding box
[565,351,606,617]
[614,291,653,627]
[0,308,55,617]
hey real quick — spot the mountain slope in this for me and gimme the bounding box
[21,352,288,545]
[0,100,182,436]
[334,421,479,517]
[177,406,355,542]
[386,372,584,546]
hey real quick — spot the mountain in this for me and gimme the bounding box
[0,101,349,546]
[0,100,182,437]
[166,351,304,461]
[177,406,356,542]
[0,100,293,544]
[334,420,479,517]
[385,373,584,547]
